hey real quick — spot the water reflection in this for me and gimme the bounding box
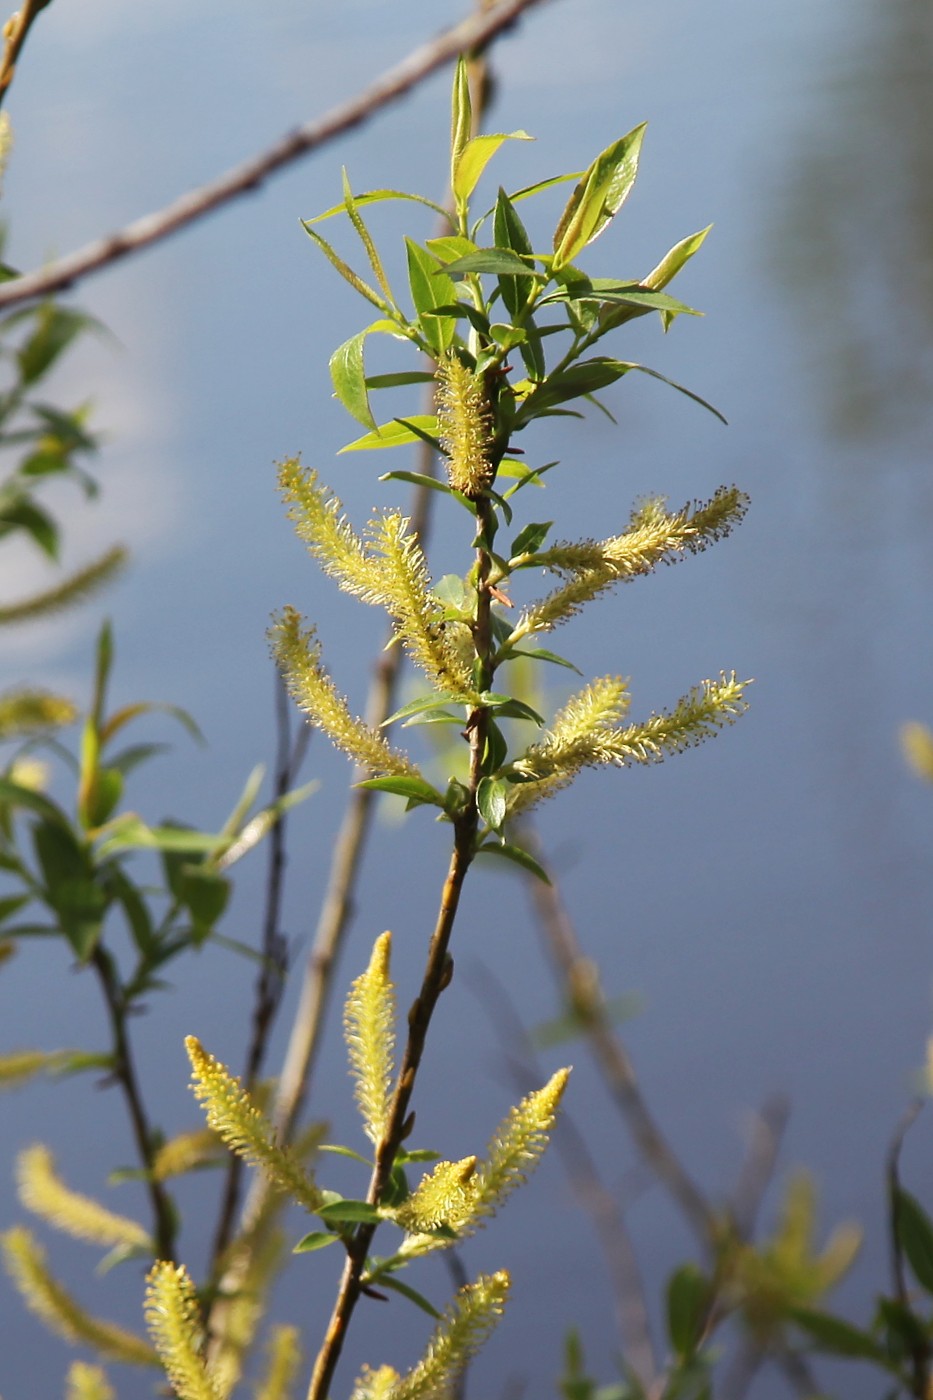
[777,0,933,442]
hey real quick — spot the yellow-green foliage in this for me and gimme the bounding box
[0,1225,156,1366]
[64,1361,116,1400]
[277,463,475,699]
[436,353,494,498]
[509,487,748,640]
[395,1069,570,1259]
[732,1173,861,1343]
[902,720,933,783]
[0,546,127,626]
[344,930,397,1145]
[16,1144,151,1252]
[0,1048,75,1091]
[144,1261,221,1400]
[509,673,749,815]
[151,1128,225,1181]
[271,607,422,777]
[254,1325,301,1400]
[350,1271,510,1400]
[186,1037,322,1213]
[0,689,77,740]
[394,1156,478,1235]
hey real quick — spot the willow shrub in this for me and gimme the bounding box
[2,56,757,1400]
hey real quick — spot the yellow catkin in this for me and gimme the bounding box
[436,354,494,498]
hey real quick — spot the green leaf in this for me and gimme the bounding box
[0,498,58,558]
[382,694,465,727]
[341,168,394,304]
[477,777,508,833]
[84,766,123,828]
[501,645,581,674]
[0,778,70,828]
[356,775,444,808]
[304,188,448,224]
[790,1307,892,1365]
[365,372,436,390]
[494,188,535,313]
[340,416,438,453]
[542,283,699,318]
[476,840,551,883]
[0,894,30,924]
[317,1199,382,1225]
[509,520,553,560]
[643,226,712,291]
[301,223,389,313]
[178,866,230,936]
[405,238,456,354]
[895,1189,933,1292]
[32,819,108,960]
[441,248,538,279]
[293,1231,339,1254]
[623,363,727,424]
[453,132,533,203]
[330,331,377,431]
[667,1264,708,1358]
[450,56,472,192]
[318,1143,373,1165]
[480,692,545,725]
[373,1274,442,1319]
[16,306,100,386]
[553,124,647,270]
[425,235,477,265]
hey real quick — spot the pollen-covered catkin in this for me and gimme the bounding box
[436,354,494,498]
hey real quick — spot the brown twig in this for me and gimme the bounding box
[0,0,551,310]
[205,676,309,1281]
[0,0,52,109]
[467,962,659,1391]
[729,1093,790,1242]
[519,826,717,1247]
[90,946,177,1261]
[305,802,480,1400]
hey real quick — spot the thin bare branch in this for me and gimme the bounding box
[729,1093,790,1242]
[468,962,659,1390]
[0,0,551,310]
[519,826,718,1247]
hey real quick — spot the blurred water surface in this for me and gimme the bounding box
[2,1,933,1396]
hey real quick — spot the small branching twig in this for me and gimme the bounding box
[0,0,53,108]
[519,826,716,1246]
[90,947,177,1261]
[0,0,549,310]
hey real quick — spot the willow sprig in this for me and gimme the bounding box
[1,1226,156,1367]
[349,1271,511,1400]
[271,608,422,778]
[144,1261,222,1400]
[15,1143,151,1253]
[255,1325,302,1400]
[64,1362,116,1400]
[344,929,397,1145]
[186,1036,322,1214]
[508,487,748,642]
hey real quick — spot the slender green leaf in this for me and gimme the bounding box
[304,188,448,224]
[790,1308,893,1366]
[293,1231,339,1254]
[476,840,551,883]
[372,1274,442,1319]
[301,223,389,313]
[340,416,438,453]
[895,1189,933,1292]
[450,56,472,191]
[442,248,538,279]
[405,238,456,354]
[356,775,443,807]
[667,1264,708,1357]
[553,124,647,269]
[643,226,712,290]
[453,132,533,203]
[330,331,376,430]
[477,777,508,832]
[382,694,465,727]
[317,1199,382,1225]
[509,521,553,559]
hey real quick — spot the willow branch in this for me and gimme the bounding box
[0,0,551,310]
[90,947,177,1261]
[306,814,479,1400]
[0,0,53,108]
[519,827,717,1247]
